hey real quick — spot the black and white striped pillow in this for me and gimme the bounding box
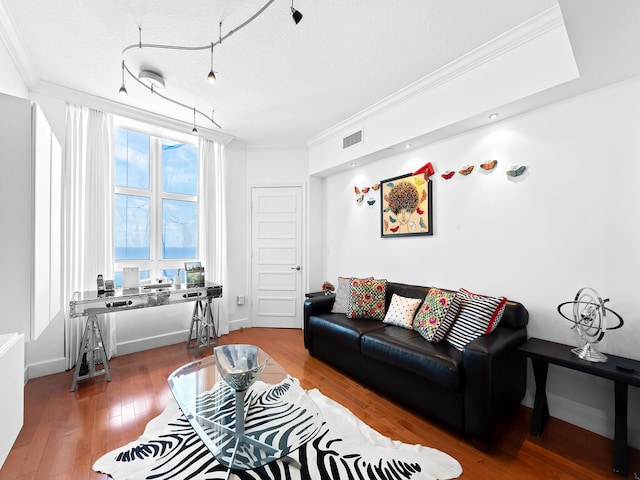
[444,288,507,351]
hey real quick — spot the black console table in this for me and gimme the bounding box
[519,338,640,476]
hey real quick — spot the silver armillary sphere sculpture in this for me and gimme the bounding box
[557,287,624,363]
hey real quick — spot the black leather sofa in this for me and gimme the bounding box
[303,281,529,449]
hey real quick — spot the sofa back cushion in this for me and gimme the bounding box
[385,282,430,310]
[499,299,529,328]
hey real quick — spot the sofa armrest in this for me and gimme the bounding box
[462,326,528,448]
[303,295,335,350]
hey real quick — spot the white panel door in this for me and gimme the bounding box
[251,186,303,328]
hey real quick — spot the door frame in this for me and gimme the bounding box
[248,183,307,328]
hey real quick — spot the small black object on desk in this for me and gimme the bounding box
[519,338,640,476]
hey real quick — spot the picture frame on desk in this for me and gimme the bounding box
[185,261,205,286]
[184,261,201,271]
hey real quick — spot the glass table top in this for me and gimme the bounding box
[167,347,322,473]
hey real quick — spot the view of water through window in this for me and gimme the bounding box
[113,127,199,286]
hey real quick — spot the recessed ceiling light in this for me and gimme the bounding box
[350,162,357,167]
[138,70,165,91]
[404,144,412,149]
[489,113,499,120]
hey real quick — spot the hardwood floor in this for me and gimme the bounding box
[1,327,638,479]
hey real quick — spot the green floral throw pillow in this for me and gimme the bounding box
[413,287,456,342]
[347,278,387,319]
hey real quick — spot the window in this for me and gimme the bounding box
[114,127,199,287]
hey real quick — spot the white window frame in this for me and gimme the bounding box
[113,118,199,284]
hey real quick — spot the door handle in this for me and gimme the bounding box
[291,266,301,271]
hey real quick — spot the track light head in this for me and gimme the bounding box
[291,7,303,24]
[191,107,198,135]
[208,43,217,84]
[119,60,128,96]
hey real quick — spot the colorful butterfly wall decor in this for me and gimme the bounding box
[354,183,380,205]
[480,159,497,171]
[412,162,435,180]
[459,165,474,176]
[441,170,455,180]
[506,165,527,177]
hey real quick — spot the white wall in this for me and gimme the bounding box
[225,141,249,330]
[0,46,66,378]
[319,76,640,448]
[0,40,28,98]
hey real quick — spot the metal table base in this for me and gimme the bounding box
[186,299,218,357]
[70,311,111,392]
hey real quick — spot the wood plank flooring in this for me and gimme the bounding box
[1,327,638,479]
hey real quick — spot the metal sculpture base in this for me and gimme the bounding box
[571,343,608,363]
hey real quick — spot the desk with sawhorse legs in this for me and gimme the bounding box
[69,282,223,391]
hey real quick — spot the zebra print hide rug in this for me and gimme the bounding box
[93,379,462,480]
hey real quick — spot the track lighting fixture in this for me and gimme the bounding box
[119,60,128,97]
[291,0,303,24]
[207,43,216,84]
[118,0,303,133]
[192,108,198,135]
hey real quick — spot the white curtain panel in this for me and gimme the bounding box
[63,104,115,370]
[198,139,229,336]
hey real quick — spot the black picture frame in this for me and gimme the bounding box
[380,172,433,237]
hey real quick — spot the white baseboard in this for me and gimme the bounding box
[522,389,640,450]
[116,330,190,356]
[25,328,229,380]
[27,356,66,379]
[229,317,250,330]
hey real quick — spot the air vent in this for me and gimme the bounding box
[342,130,363,149]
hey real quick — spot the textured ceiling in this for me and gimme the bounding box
[4,0,559,144]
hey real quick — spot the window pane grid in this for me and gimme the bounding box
[114,126,199,283]
[114,194,150,261]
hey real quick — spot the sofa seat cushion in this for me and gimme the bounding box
[361,325,463,390]
[308,313,386,352]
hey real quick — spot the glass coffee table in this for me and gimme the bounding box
[168,346,322,479]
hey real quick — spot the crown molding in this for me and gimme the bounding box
[0,0,39,87]
[246,143,308,152]
[307,4,565,147]
[31,80,236,145]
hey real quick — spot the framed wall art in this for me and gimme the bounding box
[380,172,432,237]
